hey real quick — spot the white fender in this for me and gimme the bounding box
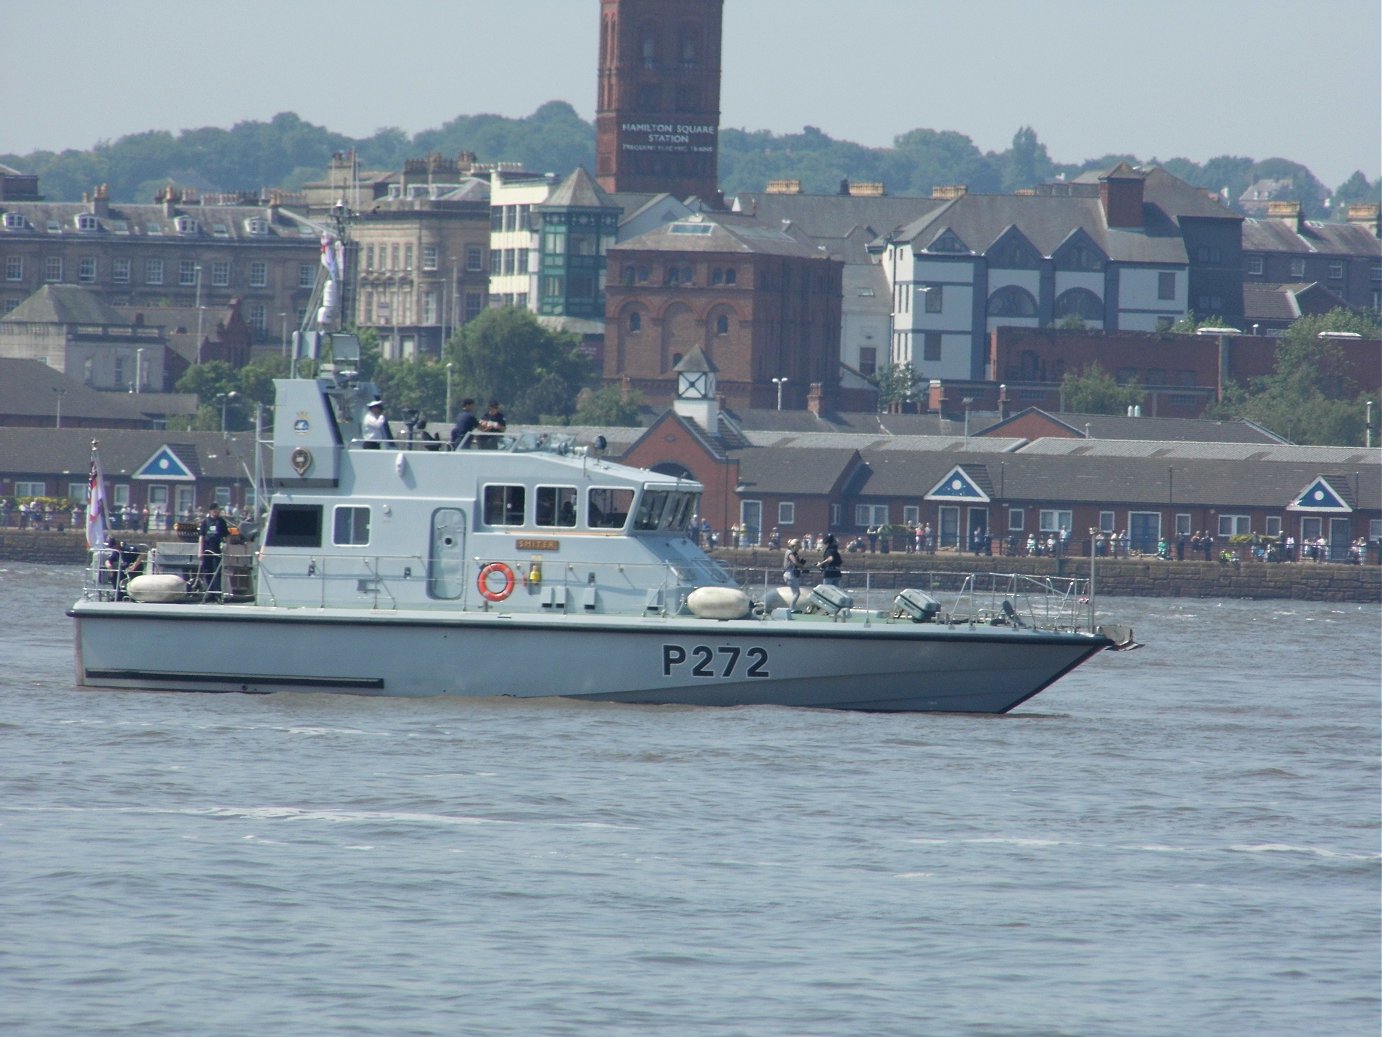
[126,573,189,603]
[686,586,752,620]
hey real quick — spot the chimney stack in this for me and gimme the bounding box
[1267,200,1305,233]
[1345,203,1381,237]
[1099,164,1146,229]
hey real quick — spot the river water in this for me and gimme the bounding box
[1,561,1378,1037]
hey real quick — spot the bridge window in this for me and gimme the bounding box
[483,484,526,527]
[536,486,578,528]
[588,487,633,529]
[265,504,323,548]
[333,506,371,546]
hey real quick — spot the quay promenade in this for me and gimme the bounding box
[5,529,1378,604]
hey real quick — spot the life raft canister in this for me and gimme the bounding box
[477,561,516,602]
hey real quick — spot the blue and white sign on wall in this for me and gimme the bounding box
[926,465,989,502]
[133,446,195,481]
[1287,476,1350,513]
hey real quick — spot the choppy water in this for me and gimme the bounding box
[1,561,1378,1036]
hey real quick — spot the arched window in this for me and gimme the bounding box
[710,268,723,285]
[987,285,1038,317]
[628,312,642,332]
[715,314,729,335]
[1054,288,1103,321]
[621,265,635,286]
[724,267,736,285]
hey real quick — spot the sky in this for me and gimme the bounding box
[4,0,1379,190]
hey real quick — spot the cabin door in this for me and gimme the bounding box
[428,508,467,599]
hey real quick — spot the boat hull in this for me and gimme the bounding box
[70,602,1110,713]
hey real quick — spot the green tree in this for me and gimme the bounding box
[572,384,645,427]
[1060,366,1144,415]
[448,307,593,422]
[1209,309,1379,444]
[1332,171,1381,213]
[373,357,447,427]
[868,362,924,413]
[994,126,1055,193]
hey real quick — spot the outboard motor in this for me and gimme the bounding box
[893,588,941,623]
[809,584,854,617]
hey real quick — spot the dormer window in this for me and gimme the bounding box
[75,213,99,232]
[175,216,199,235]
[245,217,269,235]
[2,212,25,230]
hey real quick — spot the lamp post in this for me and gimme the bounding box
[1367,400,1374,448]
[134,347,145,393]
[216,391,239,433]
[772,376,788,410]
[446,362,454,421]
[53,387,67,428]
[279,313,289,359]
[194,265,205,363]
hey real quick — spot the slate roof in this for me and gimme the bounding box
[614,211,835,259]
[727,407,998,438]
[2,284,130,326]
[977,408,1285,444]
[1241,216,1381,257]
[735,447,862,496]
[1016,438,1377,465]
[727,439,1381,512]
[541,167,617,211]
[0,426,255,481]
[0,200,317,242]
[0,359,152,426]
[1242,281,1352,322]
[893,192,1188,265]
[841,263,890,316]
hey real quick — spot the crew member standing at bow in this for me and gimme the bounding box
[198,501,231,601]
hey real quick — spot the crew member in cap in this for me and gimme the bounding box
[362,398,389,449]
[476,400,507,449]
[450,398,479,450]
[197,501,231,600]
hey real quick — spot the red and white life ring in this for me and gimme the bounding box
[477,561,516,602]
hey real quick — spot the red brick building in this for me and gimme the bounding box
[596,0,723,201]
[987,326,1382,418]
[604,211,843,411]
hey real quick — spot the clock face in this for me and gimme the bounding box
[679,372,708,398]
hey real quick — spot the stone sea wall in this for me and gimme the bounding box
[719,548,1381,604]
[3,531,1377,603]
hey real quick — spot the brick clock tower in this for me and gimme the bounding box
[596,0,723,202]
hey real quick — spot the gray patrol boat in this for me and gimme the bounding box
[71,360,1130,712]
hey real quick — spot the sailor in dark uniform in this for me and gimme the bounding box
[197,501,231,599]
